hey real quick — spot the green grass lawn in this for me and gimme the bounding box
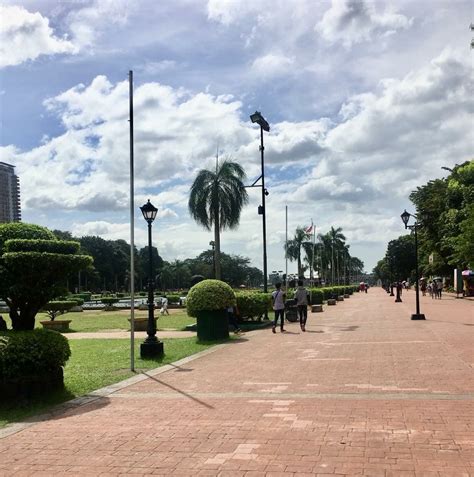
[0,337,215,428]
[3,310,196,332]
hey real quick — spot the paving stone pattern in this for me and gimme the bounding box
[1,288,473,476]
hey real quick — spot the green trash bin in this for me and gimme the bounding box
[196,309,229,341]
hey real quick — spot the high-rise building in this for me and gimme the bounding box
[0,162,21,223]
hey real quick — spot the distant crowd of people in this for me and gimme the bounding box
[421,279,443,299]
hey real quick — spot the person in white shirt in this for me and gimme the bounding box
[160,295,169,315]
[271,282,286,333]
[294,279,309,332]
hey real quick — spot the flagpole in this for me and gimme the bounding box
[312,220,316,285]
[129,70,135,372]
[285,205,288,291]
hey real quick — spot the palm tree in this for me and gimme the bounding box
[326,226,346,284]
[188,159,248,280]
[285,227,311,278]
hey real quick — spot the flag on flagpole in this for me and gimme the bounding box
[304,224,313,234]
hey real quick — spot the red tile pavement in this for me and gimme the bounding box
[1,288,473,476]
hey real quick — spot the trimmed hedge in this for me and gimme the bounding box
[0,329,71,380]
[0,223,56,254]
[235,292,271,320]
[310,289,324,305]
[186,279,235,317]
[4,239,80,255]
[42,300,78,320]
[166,294,180,304]
[101,297,119,306]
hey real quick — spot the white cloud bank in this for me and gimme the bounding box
[0,46,470,270]
[0,4,76,68]
[315,0,413,48]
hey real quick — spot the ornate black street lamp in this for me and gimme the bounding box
[250,111,270,294]
[140,200,164,357]
[401,210,426,320]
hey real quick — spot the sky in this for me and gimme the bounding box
[0,0,472,276]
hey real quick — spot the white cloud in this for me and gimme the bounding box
[207,0,262,26]
[0,5,76,68]
[315,0,412,48]
[251,53,295,79]
[65,0,134,49]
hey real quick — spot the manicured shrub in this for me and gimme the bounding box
[4,239,79,255]
[0,223,56,254]
[41,300,78,320]
[310,289,324,305]
[72,292,92,302]
[321,287,333,300]
[166,294,180,304]
[186,279,235,317]
[235,292,271,320]
[0,329,71,380]
[101,297,119,307]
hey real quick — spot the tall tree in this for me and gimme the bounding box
[188,159,248,280]
[325,227,346,284]
[285,227,311,278]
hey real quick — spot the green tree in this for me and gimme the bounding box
[0,223,93,330]
[285,227,311,278]
[188,159,249,280]
[409,160,474,275]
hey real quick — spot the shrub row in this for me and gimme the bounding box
[235,292,271,320]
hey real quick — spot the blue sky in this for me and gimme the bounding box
[0,0,472,274]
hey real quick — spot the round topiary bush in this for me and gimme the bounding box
[186,280,235,341]
[0,329,71,398]
[186,279,235,317]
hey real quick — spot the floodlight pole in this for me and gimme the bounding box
[129,70,135,372]
[260,124,268,294]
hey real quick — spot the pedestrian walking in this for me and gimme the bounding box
[430,281,437,299]
[436,280,443,299]
[420,279,427,296]
[227,305,243,334]
[294,279,309,332]
[271,282,286,333]
[160,295,169,315]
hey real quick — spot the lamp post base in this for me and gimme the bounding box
[395,297,402,302]
[140,340,164,358]
[411,313,426,320]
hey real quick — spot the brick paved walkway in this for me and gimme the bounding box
[1,288,473,476]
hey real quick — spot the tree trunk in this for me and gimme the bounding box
[214,210,221,280]
[9,305,36,330]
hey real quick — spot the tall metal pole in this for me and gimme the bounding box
[260,125,268,294]
[413,224,422,318]
[129,70,135,372]
[285,205,288,291]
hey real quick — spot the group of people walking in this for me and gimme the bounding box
[420,279,443,299]
[271,280,308,333]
